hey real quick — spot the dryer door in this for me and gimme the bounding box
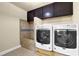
[36,29,50,44]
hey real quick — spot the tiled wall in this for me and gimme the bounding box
[20,20,35,50]
[20,20,34,39]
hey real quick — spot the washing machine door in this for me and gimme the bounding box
[54,29,77,49]
[36,29,50,44]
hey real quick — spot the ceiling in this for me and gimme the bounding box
[11,2,53,11]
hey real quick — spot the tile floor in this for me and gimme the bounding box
[3,39,65,56]
[3,47,37,56]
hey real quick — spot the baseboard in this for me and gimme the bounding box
[0,45,21,56]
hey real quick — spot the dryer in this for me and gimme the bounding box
[35,24,53,51]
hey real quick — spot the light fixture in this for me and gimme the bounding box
[45,12,51,17]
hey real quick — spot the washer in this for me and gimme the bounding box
[53,24,79,56]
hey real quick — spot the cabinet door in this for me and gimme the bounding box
[27,10,35,22]
[54,2,73,17]
[42,4,54,19]
[34,8,43,19]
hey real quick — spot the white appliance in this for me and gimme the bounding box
[35,24,53,51]
[53,24,79,56]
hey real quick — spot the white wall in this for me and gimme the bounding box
[0,2,27,53]
[73,2,79,24]
[42,15,72,24]
[0,15,20,52]
[0,2,27,20]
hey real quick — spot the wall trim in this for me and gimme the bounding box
[0,45,21,56]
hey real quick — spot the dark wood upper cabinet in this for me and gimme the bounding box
[42,3,54,19]
[34,8,43,19]
[27,10,35,22]
[54,2,73,17]
[27,2,73,22]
